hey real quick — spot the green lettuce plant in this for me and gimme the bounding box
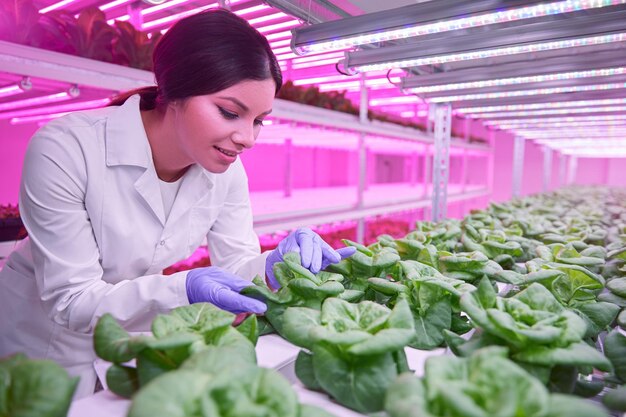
[0,353,78,417]
[127,347,335,417]
[282,297,415,413]
[241,252,347,335]
[368,260,475,349]
[446,278,612,387]
[384,347,609,417]
[93,303,256,398]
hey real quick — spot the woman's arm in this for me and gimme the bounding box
[20,120,188,334]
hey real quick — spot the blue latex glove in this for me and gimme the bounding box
[265,227,357,289]
[186,267,267,314]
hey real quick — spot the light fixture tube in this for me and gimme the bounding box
[10,111,72,125]
[265,31,292,41]
[257,19,300,34]
[248,12,287,26]
[498,120,626,129]
[0,84,25,99]
[99,0,134,12]
[39,0,80,13]
[109,0,196,23]
[355,32,626,73]
[0,98,110,120]
[469,105,626,119]
[369,96,423,106]
[291,0,626,55]
[407,67,626,94]
[0,92,75,113]
[428,82,626,103]
[457,98,626,114]
[488,114,626,124]
[141,3,220,30]
[518,129,626,136]
[344,10,626,73]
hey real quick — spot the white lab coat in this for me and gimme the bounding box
[0,95,268,398]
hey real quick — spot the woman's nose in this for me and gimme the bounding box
[232,125,255,149]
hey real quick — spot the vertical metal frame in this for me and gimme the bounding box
[512,136,525,198]
[542,147,553,193]
[567,156,578,185]
[356,73,368,243]
[431,103,452,222]
[284,137,293,197]
[559,153,568,188]
[487,130,495,196]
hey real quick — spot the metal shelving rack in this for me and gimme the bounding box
[0,41,494,239]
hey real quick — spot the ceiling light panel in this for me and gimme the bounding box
[406,67,626,94]
[457,98,626,114]
[470,105,626,118]
[428,82,626,103]
[344,10,626,73]
[291,0,626,55]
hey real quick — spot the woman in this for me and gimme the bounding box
[0,9,354,398]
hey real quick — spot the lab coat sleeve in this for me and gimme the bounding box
[206,160,269,280]
[19,124,189,334]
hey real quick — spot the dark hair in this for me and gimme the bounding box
[110,8,282,109]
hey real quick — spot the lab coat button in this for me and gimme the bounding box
[160,240,165,246]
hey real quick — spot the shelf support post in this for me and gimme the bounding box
[431,103,451,222]
[558,153,567,188]
[542,146,553,193]
[356,73,368,243]
[567,156,578,185]
[284,137,293,197]
[512,135,525,198]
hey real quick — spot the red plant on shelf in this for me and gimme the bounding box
[0,204,27,242]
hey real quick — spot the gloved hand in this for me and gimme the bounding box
[186,267,267,314]
[265,227,357,289]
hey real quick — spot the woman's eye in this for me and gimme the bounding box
[254,119,264,127]
[218,107,238,120]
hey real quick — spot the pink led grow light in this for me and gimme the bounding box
[248,12,287,26]
[296,0,626,55]
[141,2,225,30]
[265,31,292,41]
[0,98,110,120]
[10,111,71,125]
[108,0,203,24]
[369,96,423,106]
[257,19,300,34]
[234,4,271,16]
[39,0,80,13]
[469,105,626,119]
[408,67,626,94]
[488,114,626,125]
[457,98,626,114]
[0,92,74,113]
[0,85,25,99]
[99,0,133,12]
[428,81,626,103]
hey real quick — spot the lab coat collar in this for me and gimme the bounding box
[105,95,151,168]
[103,94,216,227]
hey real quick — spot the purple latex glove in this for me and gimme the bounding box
[186,267,266,314]
[265,227,357,289]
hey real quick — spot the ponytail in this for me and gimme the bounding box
[108,86,160,110]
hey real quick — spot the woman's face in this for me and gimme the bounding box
[171,79,275,173]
